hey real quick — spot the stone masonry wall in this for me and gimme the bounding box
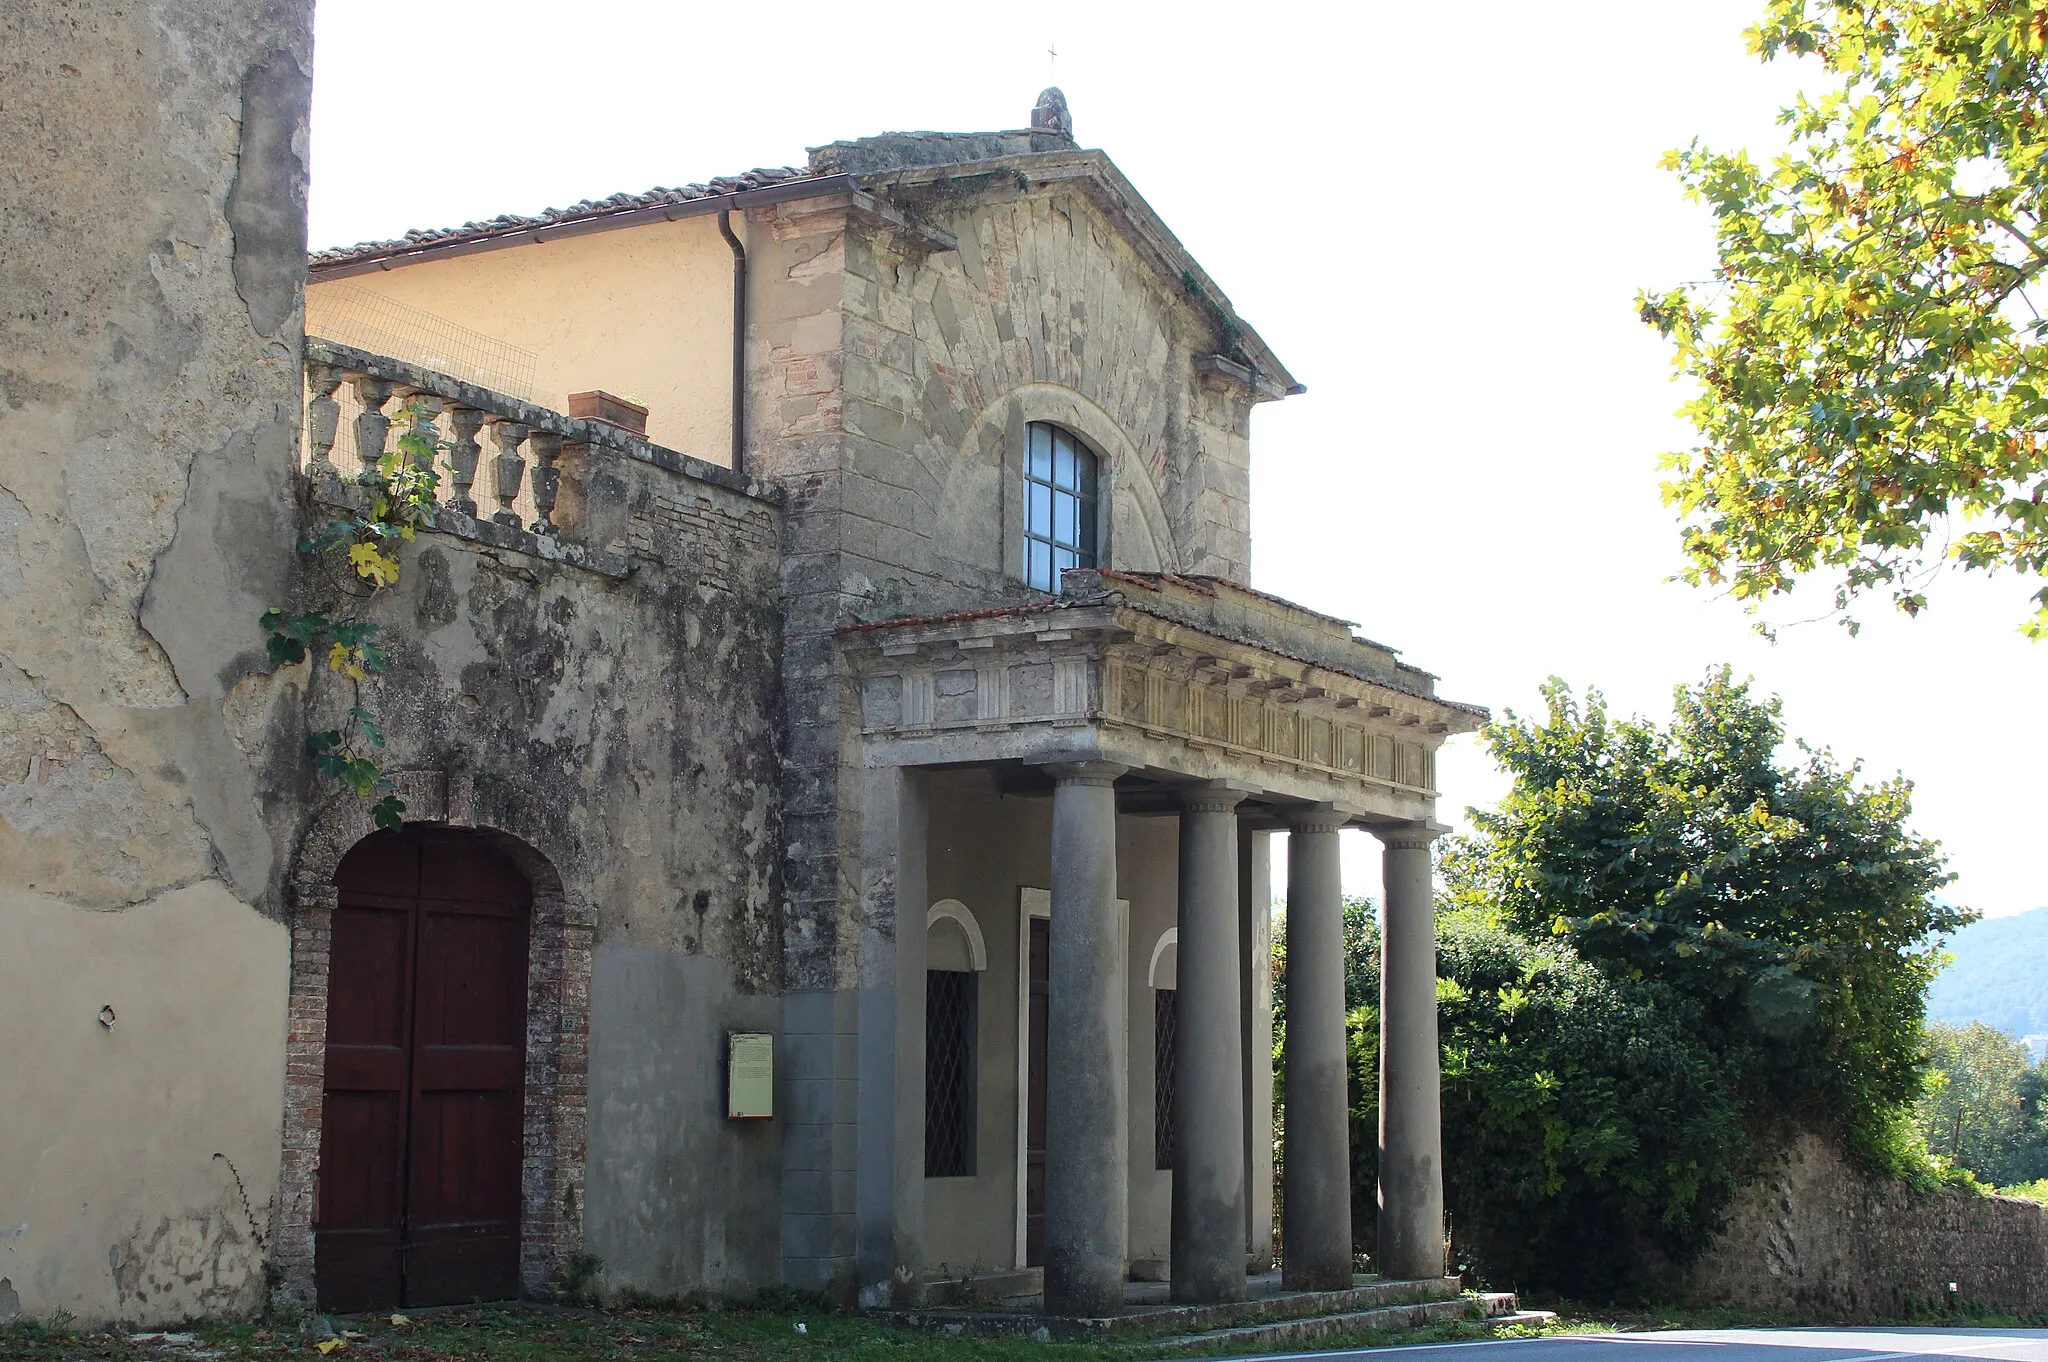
[261,435,786,1304]
[742,166,1269,1294]
[1687,1133,2048,1316]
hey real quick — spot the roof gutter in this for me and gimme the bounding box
[307,174,859,282]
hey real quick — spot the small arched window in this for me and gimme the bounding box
[1023,422,1099,592]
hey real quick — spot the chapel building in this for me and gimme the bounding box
[1,68,1481,1327]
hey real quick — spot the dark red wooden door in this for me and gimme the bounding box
[316,830,531,1311]
[1025,916,1050,1267]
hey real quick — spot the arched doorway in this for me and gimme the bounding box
[314,827,532,1311]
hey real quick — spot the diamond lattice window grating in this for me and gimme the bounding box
[1155,987,1177,1171]
[925,970,976,1177]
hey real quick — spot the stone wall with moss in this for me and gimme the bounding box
[1687,1133,2048,1316]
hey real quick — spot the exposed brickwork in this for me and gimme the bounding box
[626,485,776,597]
[271,820,593,1312]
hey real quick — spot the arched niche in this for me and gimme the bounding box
[1148,927,1178,990]
[927,898,988,972]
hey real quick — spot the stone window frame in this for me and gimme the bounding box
[270,782,591,1312]
[987,385,1175,590]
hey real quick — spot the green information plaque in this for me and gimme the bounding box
[727,1031,773,1120]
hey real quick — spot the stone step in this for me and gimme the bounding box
[879,1274,1464,1342]
[1154,1290,1530,1352]
[919,1266,1043,1306]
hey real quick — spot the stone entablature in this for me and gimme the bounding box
[839,571,1484,818]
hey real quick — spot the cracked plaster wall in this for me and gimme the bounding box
[0,0,313,1326]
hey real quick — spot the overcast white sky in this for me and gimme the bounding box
[308,0,2044,920]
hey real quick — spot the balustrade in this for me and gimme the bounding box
[298,337,623,551]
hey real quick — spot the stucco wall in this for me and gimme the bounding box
[306,215,735,459]
[0,886,289,1324]
[1687,1133,2048,1316]
[0,0,314,1326]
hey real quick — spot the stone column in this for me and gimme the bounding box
[1171,785,1248,1302]
[1282,805,1352,1291]
[855,765,928,1306]
[1042,760,1129,1318]
[1374,823,1445,1282]
[1239,827,1275,1272]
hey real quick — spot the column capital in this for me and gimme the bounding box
[1283,802,1349,834]
[1369,820,1449,851]
[1038,759,1128,787]
[1179,780,1251,814]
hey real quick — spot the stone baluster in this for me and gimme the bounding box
[304,362,344,481]
[489,420,529,528]
[351,375,395,478]
[403,393,445,500]
[446,406,485,517]
[527,430,563,537]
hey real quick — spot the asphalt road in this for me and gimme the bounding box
[1225,1329,2048,1362]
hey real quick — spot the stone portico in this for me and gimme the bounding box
[837,570,1482,1311]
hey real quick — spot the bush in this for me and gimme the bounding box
[1335,670,1965,1299]
[1339,907,1745,1297]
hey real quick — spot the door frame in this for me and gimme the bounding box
[1012,886,1128,1269]
[273,800,592,1314]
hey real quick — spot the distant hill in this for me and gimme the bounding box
[1926,905,2048,1042]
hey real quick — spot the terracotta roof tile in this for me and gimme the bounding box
[309,165,825,272]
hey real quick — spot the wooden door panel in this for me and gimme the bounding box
[326,905,411,1047]
[315,1091,405,1229]
[316,829,530,1312]
[404,838,528,1306]
[407,1092,525,1224]
[413,912,527,1044]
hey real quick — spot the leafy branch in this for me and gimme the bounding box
[265,398,444,829]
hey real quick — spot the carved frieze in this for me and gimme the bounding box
[853,643,1443,797]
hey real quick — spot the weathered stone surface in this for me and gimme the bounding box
[1686,1133,2048,1315]
[0,0,314,1325]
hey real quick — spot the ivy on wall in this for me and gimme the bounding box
[262,400,444,829]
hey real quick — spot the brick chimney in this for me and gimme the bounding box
[568,390,648,437]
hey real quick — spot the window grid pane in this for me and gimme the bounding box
[926,970,976,1177]
[1022,422,1099,593]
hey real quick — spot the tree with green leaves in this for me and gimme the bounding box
[1916,1019,2048,1182]
[1453,671,1966,1165]
[1641,0,2048,635]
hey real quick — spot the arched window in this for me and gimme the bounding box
[1023,422,1099,592]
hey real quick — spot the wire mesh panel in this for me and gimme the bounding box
[1155,987,1177,1171]
[306,284,540,402]
[925,970,976,1177]
[306,374,541,530]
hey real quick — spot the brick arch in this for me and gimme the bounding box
[271,774,591,1310]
